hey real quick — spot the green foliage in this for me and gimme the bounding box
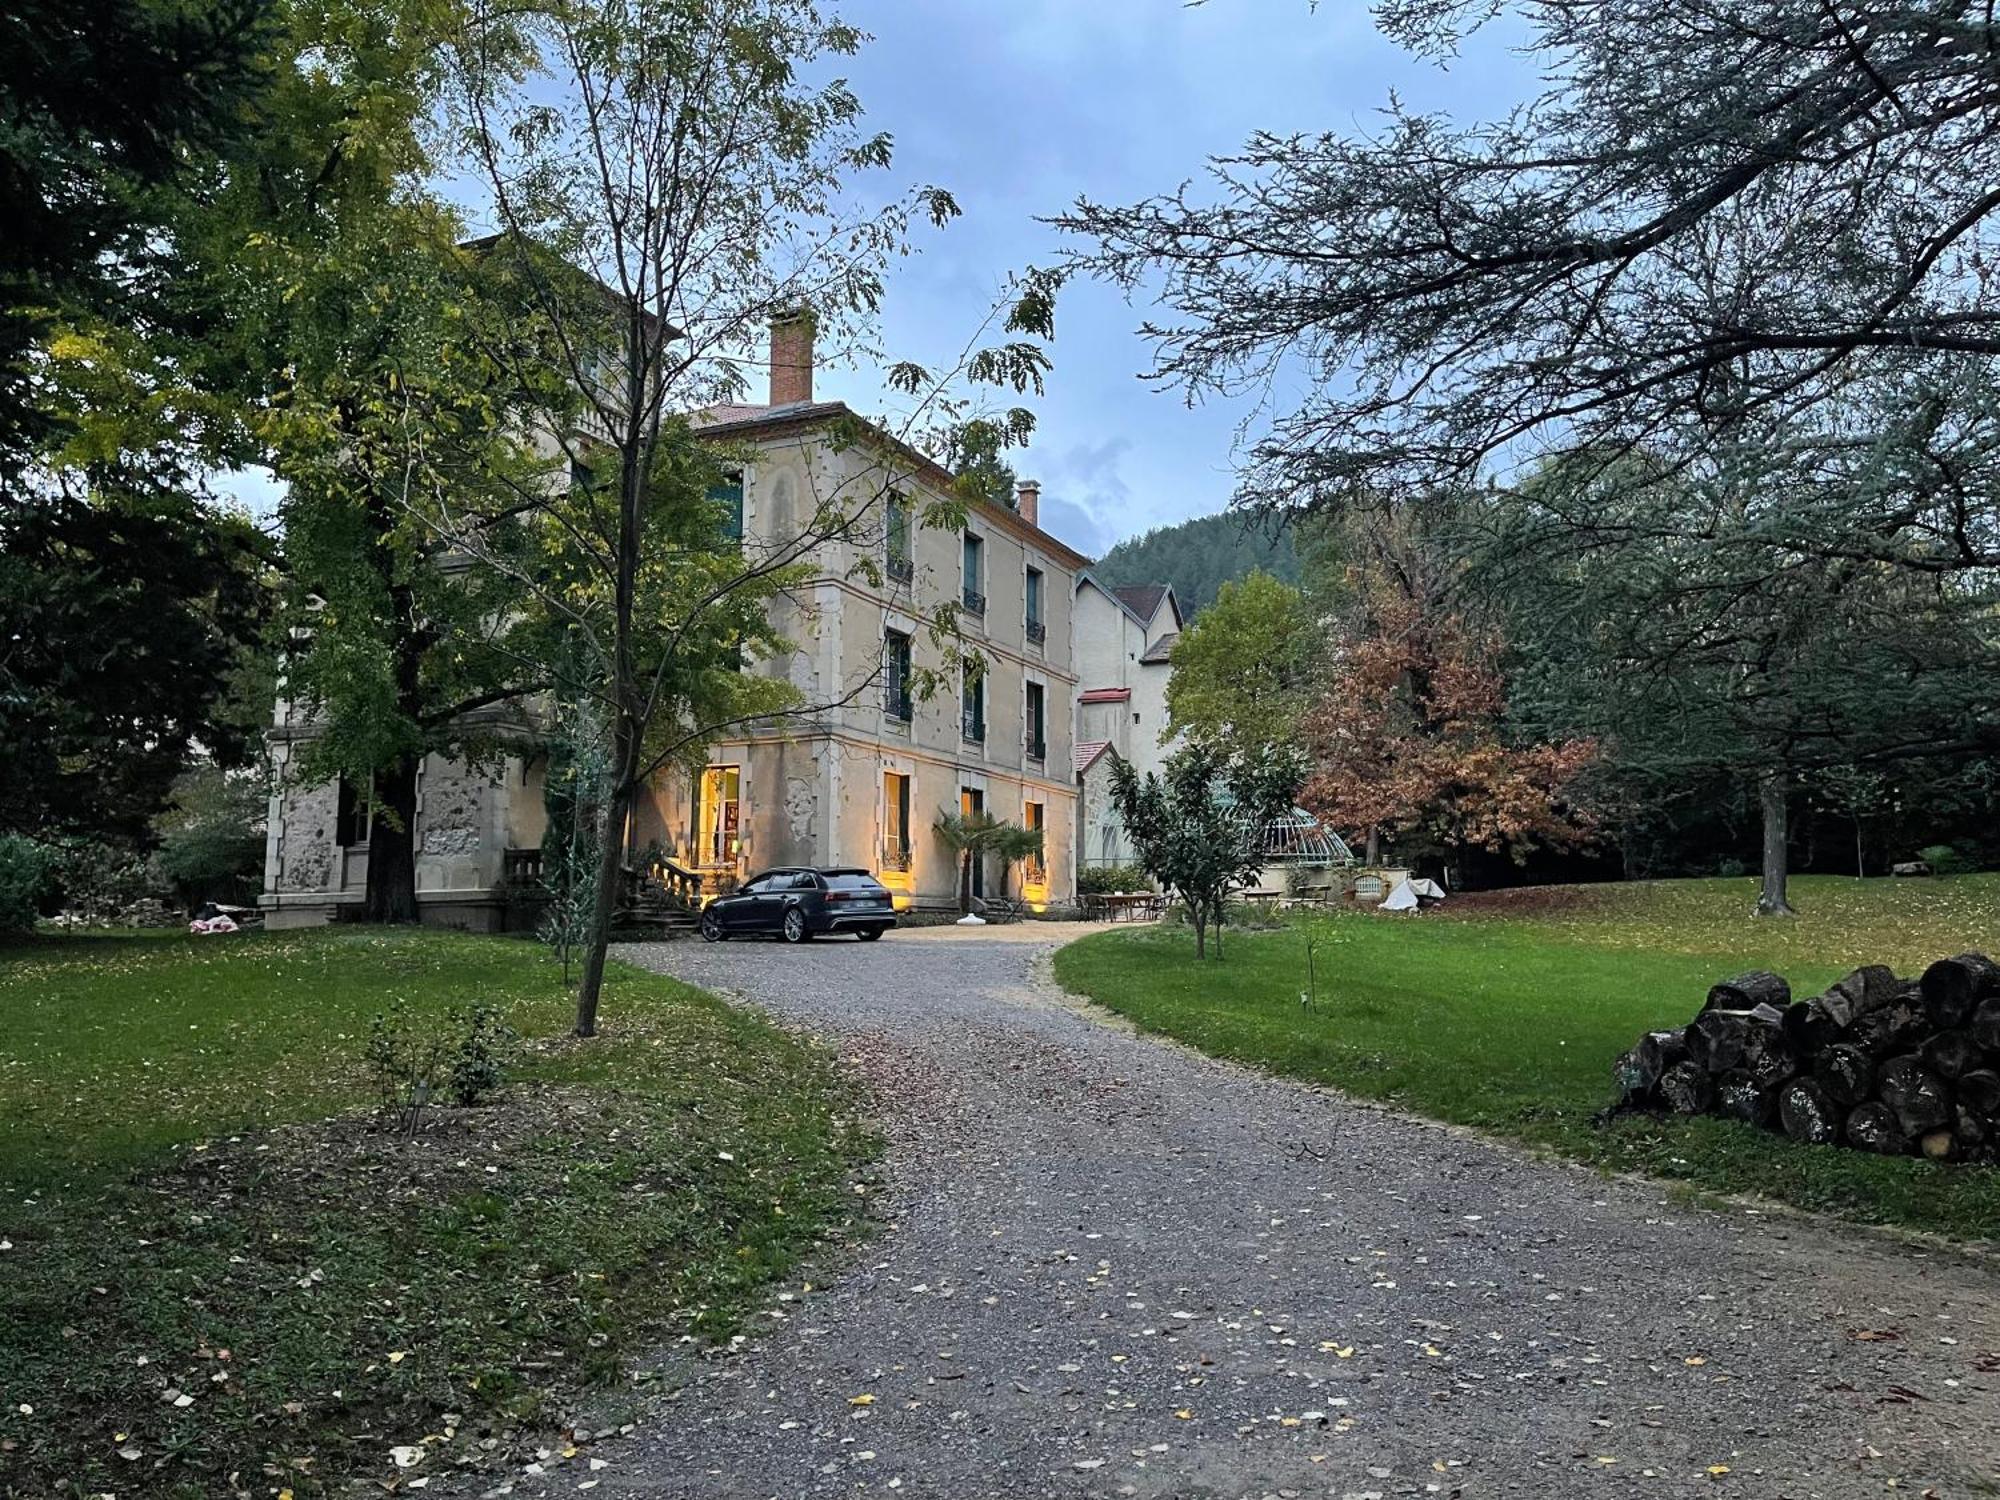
[0,928,871,1495]
[933,807,1039,912]
[0,835,52,934]
[0,489,273,844]
[1165,569,1314,755]
[1054,875,2000,1238]
[1076,863,1153,896]
[362,998,517,1126]
[538,691,610,981]
[1094,510,1298,617]
[1920,844,1979,876]
[0,0,274,470]
[1108,743,1301,958]
[152,763,266,904]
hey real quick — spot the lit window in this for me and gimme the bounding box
[883,771,911,871]
[696,765,741,865]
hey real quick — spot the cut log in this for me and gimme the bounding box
[1814,1043,1875,1107]
[1704,971,1792,1013]
[1844,1101,1908,1155]
[1922,1029,1984,1081]
[1658,1060,1714,1116]
[1919,953,2000,1030]
[1779,1078,1840,1145]
[1848,995,1927,1058]
[1716,1072,1774,1127]
[1877,1055,1953,1137]
[1920,1128,1957,1162]
[1782,997,1841,1055]
[1954,1104,1990,1153]
[1615,1029,1687,1099]
[1686,1004,1785,1074]
[1817,965,1902,1028]
[1744,1026,1798,1090]
[1955,1069,2000,1116]
[1971,996,2000,1054]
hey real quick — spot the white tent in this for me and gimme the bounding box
[1379,876,1447,912]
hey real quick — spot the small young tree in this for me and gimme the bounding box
[990,822,1045,903]
[933,807,1001,915]
[1109,744,1299,960]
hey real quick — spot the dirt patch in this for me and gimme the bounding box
[1429,881,1614,921]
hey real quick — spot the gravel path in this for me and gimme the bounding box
[497,925,2000,1499]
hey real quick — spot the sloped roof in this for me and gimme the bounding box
[1079,687,1131,704]
[1110,583,1168,622]
[1139,631,1179,664]
[1074,739,1116,774]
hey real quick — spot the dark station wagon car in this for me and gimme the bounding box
[698,866,898,944]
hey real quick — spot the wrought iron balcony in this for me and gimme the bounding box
[880,840,912,873]
[1025,734,1046,762]
[886,552,914,584]
[884,688,913,723]
[1026,618,1046,645]
[961,711,986,743]
[962,586,986,617]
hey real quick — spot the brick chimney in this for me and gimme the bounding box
[1015,479,1040,527]
[769,311,815,406]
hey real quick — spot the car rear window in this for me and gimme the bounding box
[826,874,886,891]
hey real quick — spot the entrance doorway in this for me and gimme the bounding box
[960,786,985,899]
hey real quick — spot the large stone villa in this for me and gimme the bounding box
[260,318,1094,927]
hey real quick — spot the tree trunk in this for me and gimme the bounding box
[1853,817,1865,879]
[1189,896,1207,959]
[572,761,632,1038]
[363,753,421,923]
[1365,826,1381,864]
[1753,770,1795,917]
[959,850,972,913]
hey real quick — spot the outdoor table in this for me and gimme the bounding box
[1095,892,1160,922]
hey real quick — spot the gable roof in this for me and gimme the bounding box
[1074,739,1117,775]
[1110,583,1168,622]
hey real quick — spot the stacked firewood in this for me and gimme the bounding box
[1614,954,2000,1161]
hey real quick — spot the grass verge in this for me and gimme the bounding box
[1053,875,2000,1240]
[0,927,873,1497]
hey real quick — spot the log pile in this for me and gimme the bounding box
[1613,953,2000,1162]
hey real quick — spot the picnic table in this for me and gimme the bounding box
[1085,891,1165,922]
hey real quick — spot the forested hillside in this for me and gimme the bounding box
[1092,511,1298,616]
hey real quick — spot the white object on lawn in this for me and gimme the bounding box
[955,913,987,926]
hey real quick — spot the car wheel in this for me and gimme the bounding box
[856,927,883,942]
[699,909,725,943]
[781,907,810,944]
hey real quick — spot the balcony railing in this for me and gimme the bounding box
[1026,618,1046,645]
[884,686,913,722]
[886,552,914,584]
[1025,734,1046,761]
[880,840,912,872]
[962,586,986,617]
[961,711,986,743]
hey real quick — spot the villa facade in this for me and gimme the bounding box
[1071,574,1184,868]
[261,321,1085,927]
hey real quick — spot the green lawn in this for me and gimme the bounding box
[0,927,872,1497]
[1053,875,2000,1239]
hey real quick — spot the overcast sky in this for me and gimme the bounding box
[802,1,1530,557]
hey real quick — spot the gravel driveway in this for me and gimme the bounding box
[497,924,2000,1499]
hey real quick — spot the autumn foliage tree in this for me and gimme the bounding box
[1302,585,1596,874]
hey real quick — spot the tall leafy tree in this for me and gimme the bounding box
[1056,2,2000,574]
[431,0,1053,1033]
[1164,569,1314,757]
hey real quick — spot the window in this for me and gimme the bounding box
[1025,566,1045,645]
[962,533,985,616]
[883,771,911,870]
[961,664,986,743]
[883,629,913,721]
[710,472,744,542]
[1024,681,1046,761]
[335,776,369,846]
[1023,800,1046,882]
[885,492,913,583]
[696,765,741,866]
[961,786,984,817]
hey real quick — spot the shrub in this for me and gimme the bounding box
[1920,843,1979,875]
[1077,863,1153,896]
[43,841,157,921]
[0,837,52,935]
[365,1001,518,1133]
[152,765,266,905]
